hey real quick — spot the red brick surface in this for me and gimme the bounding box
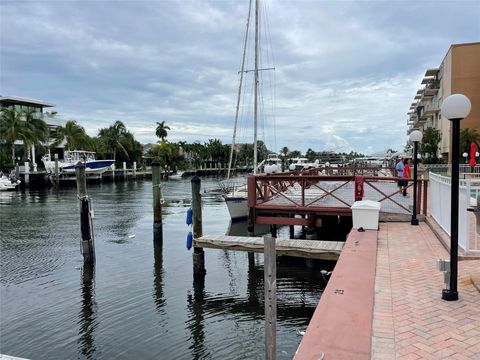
[372,222,480,360]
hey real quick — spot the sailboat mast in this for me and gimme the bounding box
[253,0,259,174]
[227,0,252,180]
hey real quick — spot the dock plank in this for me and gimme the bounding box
[194,235,344,260]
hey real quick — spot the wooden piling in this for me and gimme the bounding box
[191,175,206,276]
[75,162,95,263]
[54,153,59,187]
[264,235,277,360]
[24,161,29,186]
[152,162,163,243]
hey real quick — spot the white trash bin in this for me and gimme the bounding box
[351,200,382,230]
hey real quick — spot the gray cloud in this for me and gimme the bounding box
[1,0,479,154]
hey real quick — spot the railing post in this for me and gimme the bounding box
[416,180,422,215]
[423,180,428,216]
[301,178,305,207]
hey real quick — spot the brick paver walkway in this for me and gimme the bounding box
[372,222,480,360]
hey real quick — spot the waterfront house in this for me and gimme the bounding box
[0,95,63,170]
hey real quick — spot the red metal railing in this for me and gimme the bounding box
[248,172,428,217]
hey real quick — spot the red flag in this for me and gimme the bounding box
[470,142,477,168]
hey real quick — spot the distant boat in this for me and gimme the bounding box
[42,150,115,174]
[263,153,282,173]
[288,158,319,171]
[0,173,21,191]
[169,171,185,180]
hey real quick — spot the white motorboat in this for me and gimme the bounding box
[0,173,21,191]
[169,171,184,180]
[42,150,115,175]
[263,153,282,173]
[288,158,320,171]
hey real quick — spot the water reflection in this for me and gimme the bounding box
[186,276,209,360]
[153,241,165,313]
[77,262,97,359]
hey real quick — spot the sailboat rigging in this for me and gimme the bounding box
[224,0,276,220]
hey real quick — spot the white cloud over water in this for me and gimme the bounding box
[1,0,479,154]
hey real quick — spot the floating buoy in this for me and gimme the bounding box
[186,207,193,225]
[186,231,193,250]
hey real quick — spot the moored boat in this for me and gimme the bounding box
[42,150,114,175]
[0,173,21,191]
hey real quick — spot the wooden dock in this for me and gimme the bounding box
[194,235,344,260]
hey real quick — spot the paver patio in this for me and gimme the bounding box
[372,222,480,360]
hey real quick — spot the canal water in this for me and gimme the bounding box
[0,178,330,360]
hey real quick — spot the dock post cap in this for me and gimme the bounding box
[191,175,201,184]
[75,161,85,169]
[152,162,160,167]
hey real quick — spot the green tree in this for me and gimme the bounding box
[51,120,92,151]
[305,148,317,161]
[280,146,289,157]
[289,150,302,158]
[0,108,48,162]
[419,127,441,164]
[150,140,177,168]
[155,121,170,141]
[97,121,129,163]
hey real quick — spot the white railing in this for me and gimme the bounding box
[428,164,480,177]
[429,172,479,255]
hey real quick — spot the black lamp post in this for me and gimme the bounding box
[409,130,422,225]
[440,93,472,301]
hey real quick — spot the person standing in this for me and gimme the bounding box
[395,157,405,193]
[403,159,412,196]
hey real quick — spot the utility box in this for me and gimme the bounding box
[351,200,382,230]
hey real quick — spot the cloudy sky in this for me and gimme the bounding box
[1,0,479,154]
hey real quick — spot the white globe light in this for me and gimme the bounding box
[409,130,422,142]
[441,94,472,120]
[462,152,468,158]
[476,152,480,157]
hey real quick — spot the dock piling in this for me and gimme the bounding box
[54,153,59,186]
[24,161,29,186]
[264,235,277,360]
[191,175,206,277]
[75,162,95,263]
[152,162,163,243]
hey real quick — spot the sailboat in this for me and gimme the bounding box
[224,0,274,220]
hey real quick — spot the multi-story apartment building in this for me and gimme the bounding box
[407,42,480,161]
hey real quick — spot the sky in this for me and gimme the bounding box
[1,0,479,155]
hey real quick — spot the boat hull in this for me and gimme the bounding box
[224,196,248,220]
[61,160,115,174]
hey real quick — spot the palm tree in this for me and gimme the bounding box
[155,121,170,141]
[51,120,93,151]
[0,107,44,162]
[97,121,129,162]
